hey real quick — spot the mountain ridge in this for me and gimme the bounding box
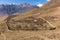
[0,3,39,21]
[0,3,39,16]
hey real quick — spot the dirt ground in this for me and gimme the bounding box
[0,0,60,40]
[0,27,60,40]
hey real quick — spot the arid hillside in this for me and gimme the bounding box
[0,0,60,40]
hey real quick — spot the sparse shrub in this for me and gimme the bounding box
[16,25,21,30]
[6,16,56,31]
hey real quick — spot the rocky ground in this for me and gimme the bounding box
[0,14,60,40]
[0,0,60,40]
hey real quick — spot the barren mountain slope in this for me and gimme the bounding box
[0,0,60,40]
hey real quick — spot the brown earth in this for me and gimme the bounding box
[0,0,60,40]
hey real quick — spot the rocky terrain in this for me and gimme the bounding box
[0,0,60,40]
[0,3,38,21]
